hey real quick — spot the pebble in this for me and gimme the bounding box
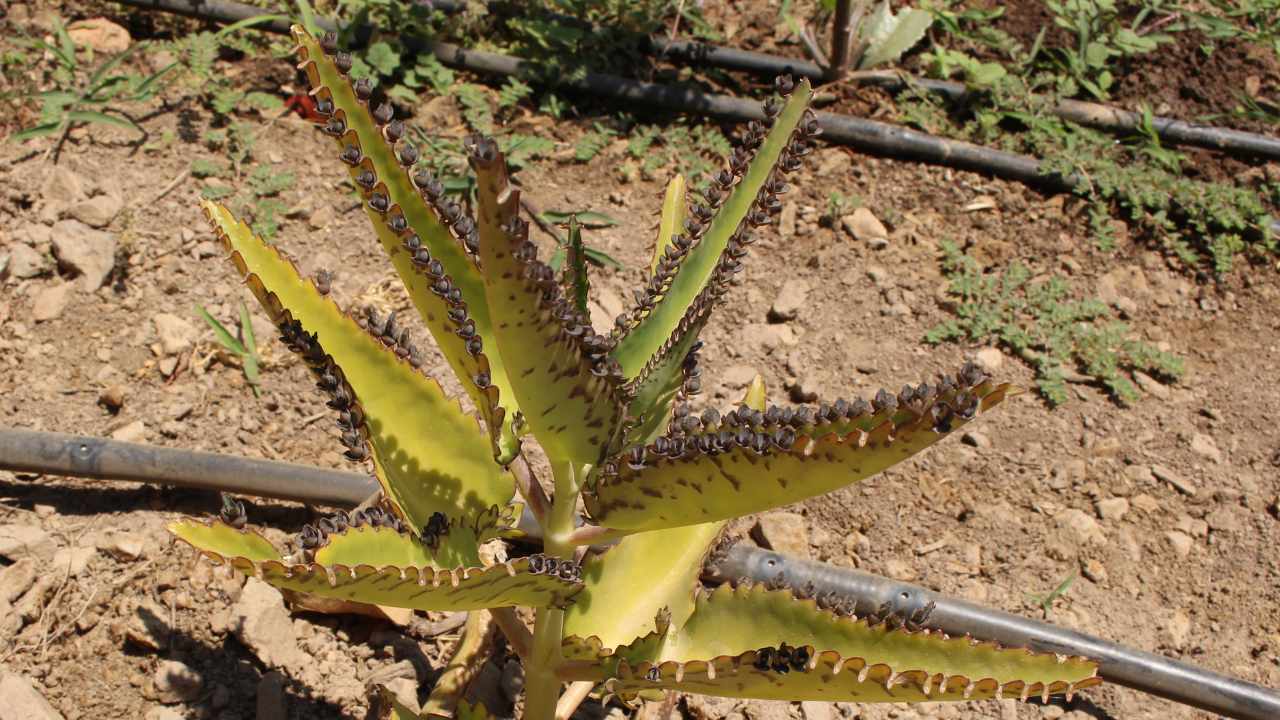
[1163,609,1192,649]
[1152,464,1197,496]
[0,525,56,562]
[0,558,38,603]
[685,695,737,720]
[158,356,179,378]
[1054,508,1106,547]
[752,511,810,560]
[768,280,809,323]
[307,204,336,230]
[99,385,127,412]
[0,673,66,720]
[51,220,117,291]
[153,313,197,356]
[973,347,1004,373]
[800,701,834,720]
[144,709,184,720]
[743,700,791,720]
[1081,558,1108,584]
[97,531,146,560]
[66,17,132,53]
[1165,530,1193,558]
[960,430,990,448]
[1095,497,1130,521]
[1133,371,1170,399]
[7,244,51,279]
[777,201,797,240]
[721,365,758,390]
[31,282,74,322]
[110,420,148,443]
[1189,433,1222,463]
[68,193,123,228]
[232,578,307,671]
[41,166,85,221]
[740,323,797,352]
[153,660,202,704]
[51,546,95,576]
[841,207,888,247]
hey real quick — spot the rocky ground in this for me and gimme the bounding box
[2,4,1280,720]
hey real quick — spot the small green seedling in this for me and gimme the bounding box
[538,210,624,272]
[196,301,262,396]
[1028,572,1077,619]
[167,26,1101,720]
[9,19,175,160]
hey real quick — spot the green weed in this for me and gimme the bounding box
[926,241,1183,406]
[197,301,262,396]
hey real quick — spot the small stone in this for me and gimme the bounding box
[144,709,184,720]
[1206,506,1243,534]
[154,660,203,704]
[153,313,197,356]
[66,17,132,53]
[51,546,95,576]
[741,323,797,352]
[960,430,990,448]
[0,526,56,562]
[0,559,37,602]
[307,204,336,230]
[841,207,888,246]
[865,265,892,288]
[1164,530,1193,558]
[0,673,66,720]
[685,695,737,720]
[721,365,758,390]
[68,194,123,228]
[1152,464,1197,496]
[973,347,1004,373]
[40,167,85,221]
[743,700,790,720]
[97,531,146,560]
[1189,433,1222,463]
[883,557,916,581]
[51,220,117,292]
[192,241,220,260]
[752,511,810,560]
[256,671,288,720]
[1163,609,1192,649]
[768,280,809,323]
[99,385,127,412]
[1095,497,1130,521]
[7,244,51,279]
[31,282,74,322]
[158,356,178,378]
[1054,508,1106,547]
[233,578,306,671]
[110,420,148,443]
[1133,371,1170,399]
[1081,558,1108,584]
[778,201,797,240]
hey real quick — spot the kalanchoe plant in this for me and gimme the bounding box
[168,26,1101,720]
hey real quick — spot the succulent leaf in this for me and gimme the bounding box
[563,521,724,651]
[467,136,626,464]
[595,583,1099,702]
[314,524,482,571]
[611,79,816,379]
[293,26,519,460]
[171,519,582,610]
[585,373,1009,531]
[649,174,687,276]
[201,202,515,538]
[170,518,281,563]
[563,215,590,317]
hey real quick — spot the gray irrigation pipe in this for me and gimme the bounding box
[113,0,1280,238]
[117,0,1280,162]
[2,428,1279,719]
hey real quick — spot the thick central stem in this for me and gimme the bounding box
[523,460,583,720]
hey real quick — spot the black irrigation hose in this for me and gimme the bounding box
[3,427,1280,718]
[0,428,378,505]
[708,546,1280,720]
[115,0,1280,238]
[119,0,1280,162]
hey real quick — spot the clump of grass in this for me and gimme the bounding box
[925,241,1183,405]
[197,301,262,396]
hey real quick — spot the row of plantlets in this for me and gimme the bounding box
[168,26,1100,720]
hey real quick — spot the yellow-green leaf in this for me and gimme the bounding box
[293,26,519,460]
[315,525,481,571]
[469,139,624,465]
[169,518,280,563]
[563,521,724,651]
[649,174,686,276]
[586,381,1010,531]
[202,202,514,536]
[600,584,1100,703]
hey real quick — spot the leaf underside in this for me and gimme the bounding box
[575,584,1100,703]
[293,26,519,460]
[170,520,580,610]
[563,521,725,650]
[586,377,1010,532]
[201,202,515,538]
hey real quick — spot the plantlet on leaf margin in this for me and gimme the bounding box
[166,25,1100,720]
